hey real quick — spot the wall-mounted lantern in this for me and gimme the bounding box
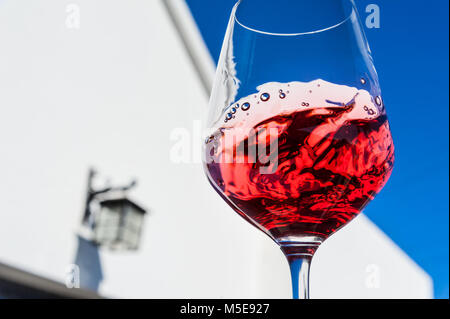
[81,168,147,251]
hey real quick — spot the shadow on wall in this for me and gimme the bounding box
[74,235,103,292]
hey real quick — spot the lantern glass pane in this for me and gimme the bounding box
[121,209,143,249]
[124,210,143,231]
[121,226,140,250]
[95,205,121,243]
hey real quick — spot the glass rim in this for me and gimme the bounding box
[233,0,356,37]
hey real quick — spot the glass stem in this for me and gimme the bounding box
[288,255,312,299]
[280,241,320,299]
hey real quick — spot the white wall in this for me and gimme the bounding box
[0,0,432,298]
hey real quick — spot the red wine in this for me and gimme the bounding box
[204,80,394,242]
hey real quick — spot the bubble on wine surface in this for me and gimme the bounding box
[260,93,270,102]
[241,102,251,111]
[375,96,382,106]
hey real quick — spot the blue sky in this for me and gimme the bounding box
[186,0,449,298]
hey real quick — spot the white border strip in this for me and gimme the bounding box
[162,0,216,97]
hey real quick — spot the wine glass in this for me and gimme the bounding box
[203,0,394,299]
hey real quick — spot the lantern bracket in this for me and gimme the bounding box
[82,168,137,225]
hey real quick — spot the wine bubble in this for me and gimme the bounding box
[375,96,382,106]
[364,105,375,115]
[279,92,286,99]
[241,102,251,111]
[360,78,367,85]
[260,93,270,102]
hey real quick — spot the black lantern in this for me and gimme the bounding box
[81,169,147,251]
[94,198,146,250]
